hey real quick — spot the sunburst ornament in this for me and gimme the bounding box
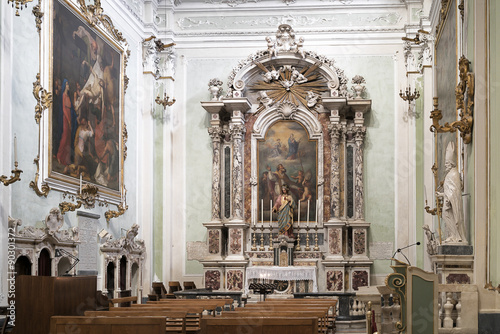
[250,62,328,113]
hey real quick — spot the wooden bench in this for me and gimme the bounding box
[108,295,138,308]
[49,316,165,334]
[220,310,328,334]
[201,316,318,334]
[85,310,188,333]
[258,299,337,332]
[142,299,230,314]
[110,305,205,333]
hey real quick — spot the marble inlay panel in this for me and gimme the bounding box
[248,252,273,258]
[226,270,244,291]
[353,229,366,254]
[352,270,368,291]
[326,270,343,291]
[229,228,242,254]
[294,252,322,259]
[205,270,221,290]
[446,273,470,284]
[329,228,341,254]
[208,230,220,254]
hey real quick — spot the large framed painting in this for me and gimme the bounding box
[434,0,460,184]
[38,0,128,203]
[258,120,318,223]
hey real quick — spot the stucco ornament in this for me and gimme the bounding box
[208,78,223,101]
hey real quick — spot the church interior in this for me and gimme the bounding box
[0,0,499,333]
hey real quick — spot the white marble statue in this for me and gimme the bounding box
[436,142,467,244]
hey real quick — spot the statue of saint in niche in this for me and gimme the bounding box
[436,142,467,244]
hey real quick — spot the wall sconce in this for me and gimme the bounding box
[1,162,22,186]
[7,0,33,16]
[1,135,22,186]
[153,93,176,122]
[399,86,420,120]
[155,93,176,108]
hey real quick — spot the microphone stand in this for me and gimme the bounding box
[392,242,421,266]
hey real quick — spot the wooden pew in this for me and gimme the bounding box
[110,305,205,333]
[85,310,187,333]
[201,316,318,334]
[141,299,230,314]
[258,299,337,332]
[49,316,165,334]
[243,301,337,333]
[108,295,138,308]
[220,310,328,334]
[151,297,234,309]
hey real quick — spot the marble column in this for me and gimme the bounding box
[354,125,366,221]
[230,122,246,221]
[328,123,344,221]
[208,126,223,222]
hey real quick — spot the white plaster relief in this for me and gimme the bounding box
[125,0,143,16]
[204,0,260,7]
[369,242,394,260]
[177,12,404,31]
[187,241,210,261]
[78,217,98,271]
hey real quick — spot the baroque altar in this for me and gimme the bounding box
[200,25,372,295]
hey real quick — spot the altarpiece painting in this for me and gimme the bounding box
[258,120,317,222]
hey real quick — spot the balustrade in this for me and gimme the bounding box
[359,284,478,334]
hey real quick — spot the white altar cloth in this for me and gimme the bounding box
[245,266,318,294]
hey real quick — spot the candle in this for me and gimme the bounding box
[270,200,272,225]
[14,134,17,164]
[307,200,310,226]
[261,199,264,226]
[79,174,82,193]
[298,200,301,225]
[424,185,428,204]
[315,199,318,227]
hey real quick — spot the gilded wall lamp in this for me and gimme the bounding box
[1,135,23,186]
[399,86,420,120]
[7,0,33,16]
[155,93,176,108]
[154,93,176,121]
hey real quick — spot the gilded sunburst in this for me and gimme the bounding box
[250,61,328,113]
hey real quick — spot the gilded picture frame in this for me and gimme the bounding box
[36,0,128,204]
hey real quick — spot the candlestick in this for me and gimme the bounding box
[313,225,320,251]
[14,134,17,164]
[251,224,257,251]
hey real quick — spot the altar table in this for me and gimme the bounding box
[245,266,318,295]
